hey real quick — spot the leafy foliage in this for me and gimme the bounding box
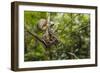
[24,11,90,61]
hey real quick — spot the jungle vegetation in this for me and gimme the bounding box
[24,11,90,61]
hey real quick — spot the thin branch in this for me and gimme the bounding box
[24,26,47,47]
[67,52,79,59]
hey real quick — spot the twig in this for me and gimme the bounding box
[24,26,48,47]
[67,52,79,59]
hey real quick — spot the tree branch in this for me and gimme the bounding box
[67,52,79,59]
[24,26,48,47]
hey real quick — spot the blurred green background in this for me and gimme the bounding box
[24,11,90,61]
